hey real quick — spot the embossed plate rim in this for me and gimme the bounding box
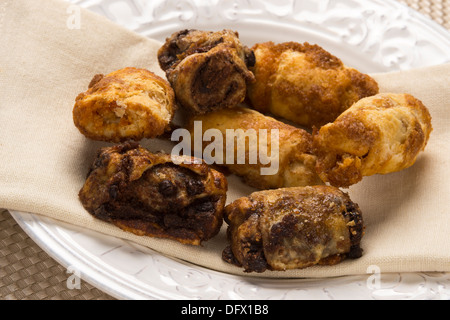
[9,0,450,300]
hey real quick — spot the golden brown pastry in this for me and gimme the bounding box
[313,93,433,188]
[184,106,323,190]
[247,42,379,128]
[78,141,228,245]
[158,29,255,114]
[73,67,176,143]
[222,186,364,273]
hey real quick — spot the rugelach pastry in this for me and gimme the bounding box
[158,29,256,114]
[78,142,228,245]
[73,67,175,142]
[222,186,364,272]
[247,41,379,128]
[313,93,433,187]
[185,106,323,190]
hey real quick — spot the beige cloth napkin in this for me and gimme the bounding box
[1,0,449,279]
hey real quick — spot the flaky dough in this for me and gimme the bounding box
[73,67,175,142]
[247,42,379,128]
[158,29,255,115]
[313,93,433,188]
[185,106,323,190]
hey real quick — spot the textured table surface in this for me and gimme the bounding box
[1,0,449,300]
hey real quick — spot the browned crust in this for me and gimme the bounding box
[313,93,433,188]
[157,29,255,115]
[185,106,323,190]
[78,141,228,245]
[222,186,364,273]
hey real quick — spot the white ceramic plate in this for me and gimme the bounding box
[10,0,450,300]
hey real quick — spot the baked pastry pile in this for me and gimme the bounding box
[72,29,432,273]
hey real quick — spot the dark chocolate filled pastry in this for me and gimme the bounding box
[158,29,256,114]
[79,141,228,245]
[222,186,364,273]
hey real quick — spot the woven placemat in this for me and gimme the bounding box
[399,0,450,30]
[0,209,114,300]
[1,0,449,301]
